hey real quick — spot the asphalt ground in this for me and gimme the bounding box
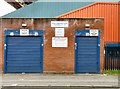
[2,74,119,87]
[1,86,120,89]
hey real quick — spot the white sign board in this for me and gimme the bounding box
[51,21,68,27]
[55,28,64,37]
[90,30,99,36]
[52,37,68,47]
[86,33,90,36]
[20,29,29,36]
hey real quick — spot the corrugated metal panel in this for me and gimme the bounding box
[75,30,100,73]
[119,2,120,42]
[1,2,93,18]
[76,37,98,73]
[58,2,119,43]
[6,36,43,73]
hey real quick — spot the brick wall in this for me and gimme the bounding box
[1,18,104,73]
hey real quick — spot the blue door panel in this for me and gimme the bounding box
[7,48,40,51]
[7,61,41,64]
[7,54,41,58]
[7,57,40,61]
[76,36,98,73]
[6,36,43,73]
[7,67,41,73]
[7,69,41,72]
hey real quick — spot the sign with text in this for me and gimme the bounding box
[90,30,99,36]
[55,28,64,37]
[52,37,68,47]
[51,21,68,27]
[20,29,29,36]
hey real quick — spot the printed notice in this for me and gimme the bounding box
[52,37,68,47]
[20,29,29,36]
[90,30,99,36]
[55,28,64,37]
[51,21,68,27]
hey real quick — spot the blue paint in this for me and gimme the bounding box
[75,30,100,73]
[4,30,43,36]
[97,32,100,73]
[4,30,44,73]
[106,43,120,47]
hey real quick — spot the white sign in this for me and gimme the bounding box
[51,21,68,27]
[20,29,29,36]
[52,37,68,47]
[86,33,90,36]
[90,30,99,36]
[55,28,64,37]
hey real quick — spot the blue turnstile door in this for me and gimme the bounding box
[76,36,99,73]
[6,36,43,73]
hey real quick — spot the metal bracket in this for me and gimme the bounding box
[75,43,77,50]
[98,44,100,46]
[41,44,44,46]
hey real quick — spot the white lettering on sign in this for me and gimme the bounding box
[20,29,29,36]
[55,28,64,37]
[52,37,68,47]
[90,30,99,36]
[51,21,68,27]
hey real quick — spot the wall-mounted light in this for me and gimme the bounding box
[104,50,106,55]
[85,24,90,30]
[22,24,27,27]
[85,24,90,28]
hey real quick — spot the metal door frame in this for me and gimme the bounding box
[4,30,44,73]
[75,30,100,73]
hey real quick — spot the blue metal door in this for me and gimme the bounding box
[75,30,100,73]
[6,36,43,73]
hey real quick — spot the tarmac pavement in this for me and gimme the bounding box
[1,86,120,89]
[1,74,119,87]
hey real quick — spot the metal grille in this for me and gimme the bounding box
[105,47,120,70]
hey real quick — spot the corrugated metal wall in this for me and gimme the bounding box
[119,2,120,42]
[57,2,119,43]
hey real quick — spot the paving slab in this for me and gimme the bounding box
[1,74,119,87]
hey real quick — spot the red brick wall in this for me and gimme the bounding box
[0,18,104,73]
